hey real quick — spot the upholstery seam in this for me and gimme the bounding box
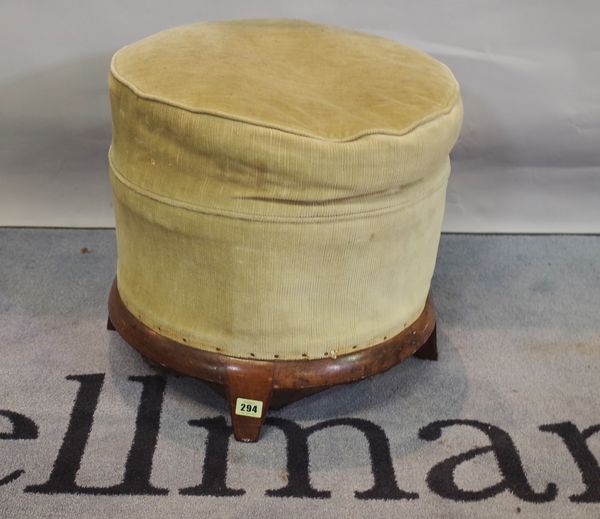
[109,154,449,223]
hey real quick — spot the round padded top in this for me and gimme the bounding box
[110,18,460,142]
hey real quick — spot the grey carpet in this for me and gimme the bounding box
[0,229,599,518]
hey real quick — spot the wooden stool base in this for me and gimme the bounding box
[107,278,437,442]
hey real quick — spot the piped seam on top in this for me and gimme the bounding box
[109,51,461,144]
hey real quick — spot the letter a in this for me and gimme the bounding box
[419,419,556,502]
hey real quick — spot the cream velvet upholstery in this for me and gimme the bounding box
[108,19,463,361]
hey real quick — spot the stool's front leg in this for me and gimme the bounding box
[224,361,275,442]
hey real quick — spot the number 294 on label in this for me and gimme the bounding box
[235,398,263,418]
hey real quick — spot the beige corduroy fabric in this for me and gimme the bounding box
[108,18,463,361]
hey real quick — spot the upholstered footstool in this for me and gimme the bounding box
[106,19,463,441]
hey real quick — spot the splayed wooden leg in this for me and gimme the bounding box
[107,316,116,331]
[225,361,275,442]
[414,325,437,361]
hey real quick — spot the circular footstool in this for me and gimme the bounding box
[106,19,463,441]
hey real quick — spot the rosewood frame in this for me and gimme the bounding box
[107,278,437,442]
